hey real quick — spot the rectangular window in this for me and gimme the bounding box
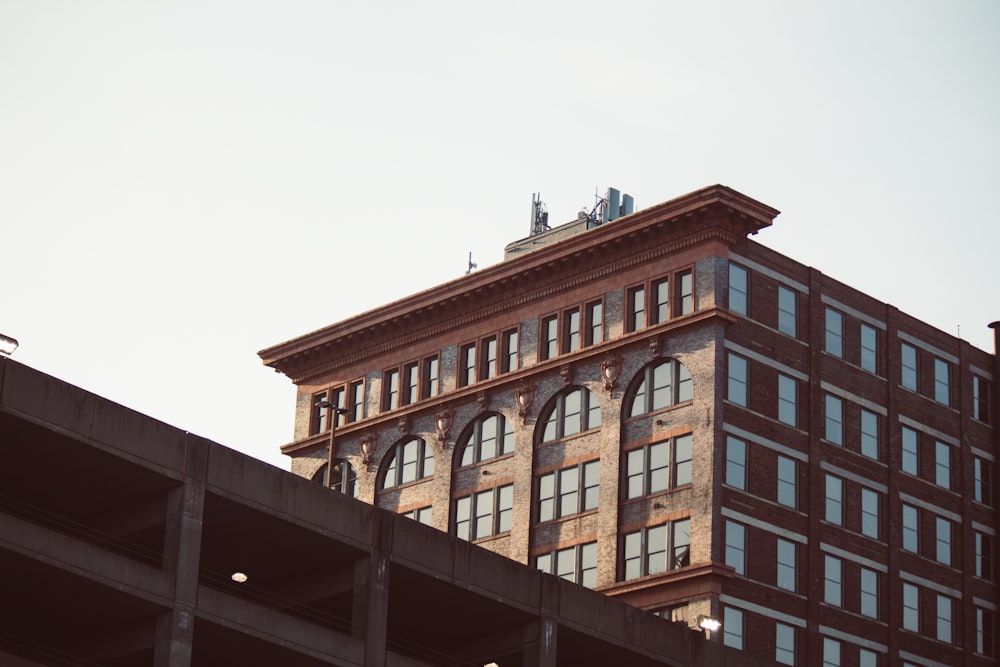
[903,583,919,632]
[825,308,843,358]
[501,329,518,374]
[403,506,432,525]
[725,521,746,575]
[460,343,477,386]
[620,518,690,580]
[677,271,693,315]
[978,607,995,657]
[625,436,691,498]
[348,380,364,422]
[859,649,878,667]
[934,358,950,405]
[627,286,645,332]
[937,595,952,643]
[901,343,918,390]
[310,390,328,435]
[976,531,994,580]
[974,457,994,506]
[777,538,796,592]
[824,555,842,607]
[826,475,843,525]
[901,426,918,475]
[562,307,581,354]
[723,607,743,650]
[651,277,670,324]
[860,409,879,460]
[935,441,951,489]
[860,323,877,373]
[778,286,796,337]
[726,436,747,490]
[860,567,878,619]
[728,353,748,406]
[480,336,498,379]
[729,263,748,316]
[456,484,513,541]
[936,517,952,566]
[775,622,795,665]
[825,394,843,444]
[778,374,797,426]
[902,504,919,553]
[540,316,558,360]
[382,368,400,411]
[861,488,879,540]
[401,362,419,405]
[778,456,797,508]
[422,356,439,399]
[823,637,841,667]
[537,460,600,522]
[584,300,603,346]
[536,541,598,589]
[974,376,992,424]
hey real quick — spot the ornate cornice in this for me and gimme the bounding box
[260,186,777,382]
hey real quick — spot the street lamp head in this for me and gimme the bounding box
[0,333,19,356]
[315,400,350,415]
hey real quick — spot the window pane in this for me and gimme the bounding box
[861,324,877,372]
[728,354,748,406]
[902,427,918,475]
[723,607,743,649]
[903,504,918,552]
[778,456,796,508]
[778,286,796,337]
[825,309,843,357]
[725,521,746,575]
[934,358,950,405]
[674,434,692,486]
[777,539,795,592]
[825,475,842,525]
[861,410,879,459]
[901,343,917,390]
[648,442,669,493]
[778,374,796,426]
[825,394,843,445]
[776,623,795,665]
[862,488,879,539]
[824,556,842,607]
[729,264,747,316]
[727,436,747,490]
[935,442,950,489]
[646,525,667,574]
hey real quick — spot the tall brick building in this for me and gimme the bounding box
[260,185,998,666]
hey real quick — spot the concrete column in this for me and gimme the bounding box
[154,435,208,667]
[523,576,558,667]
[353,512,392,667]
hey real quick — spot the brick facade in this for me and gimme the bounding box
[261,185,998,666]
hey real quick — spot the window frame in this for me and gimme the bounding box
[728,353,748,406]
[974,375,992,424]
[935,516,952,566]
[861,487,880,540]
[777,455,797,508]
[538,386,602,444]
[311,458,359,497]
[626,268,694,333]
[776,538,796,592]
[901,426,918,476]
[825,308,844,358]
[626,358,693,418]
[723,606,744,650]
[619,518,690,581]
[901,342,918,391]
[860,323,878,373]
[536,459,600,522]
[825,475,843,525]
[902,504,919,553]
[976,530,994,581]
[535,541,598,589]
[937,594,952,643]
[860,567,879,619]
[729,263,748,316]
[777,285,797,337]
[725,520,746,575]
[824,555,842,607]
[775,622,795,665]
[778,373,797,426]
[903,583,919,632]
[453,483,514,542]
[456,413,515,468]
[623,434,692,499]
[935,441,951,489]
[825,394,843,445]
[378,437,434,490]
[934,357,950,405]
[726,436,747,490]
[860,409,879,460]
[312,379,365,434]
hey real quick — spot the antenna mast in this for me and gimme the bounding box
[530,193,550,236]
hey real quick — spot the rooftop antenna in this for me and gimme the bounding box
[466,251,477,275]
[530,193,550,236]
[588,186,635,228]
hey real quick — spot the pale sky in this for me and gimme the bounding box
[2,1,997,470]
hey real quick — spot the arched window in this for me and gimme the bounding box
[538,387,601,445]
[456,413,514,467]
[626,358,693,418]
[311,459,359,497]
[379,437,434,490]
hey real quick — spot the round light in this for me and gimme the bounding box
[231,572,248,583]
